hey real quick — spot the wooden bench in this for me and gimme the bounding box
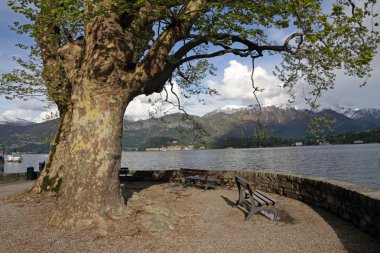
[235,176,278,221]
[180,168,217,191]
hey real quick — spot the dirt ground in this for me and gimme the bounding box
[0,180,379,253]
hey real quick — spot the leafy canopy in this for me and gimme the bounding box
[1,0,379,113]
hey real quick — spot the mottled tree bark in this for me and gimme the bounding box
[31,78,130,228]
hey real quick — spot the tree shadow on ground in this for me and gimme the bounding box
[120,170,179,205]
[309,206,380,253]
[121,181,162,206]
[220,195,296,224]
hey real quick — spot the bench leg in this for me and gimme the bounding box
[245,205,278,221]
[204,180,216,191]
[235,190,246,207]
[184,178,193,188]
[184,178,201,188]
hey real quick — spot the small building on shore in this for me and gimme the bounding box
[146,145,195,151]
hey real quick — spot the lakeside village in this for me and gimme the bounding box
[144,140,202,151]
[138,139,365,152]
[1,137,369,155]
[146,140,326,151]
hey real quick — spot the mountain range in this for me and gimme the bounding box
[1,105,380,153]
[123,105,380,149]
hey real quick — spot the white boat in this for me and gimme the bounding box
[7,152,23,162]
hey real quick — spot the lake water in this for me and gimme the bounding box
[2,144,380,191]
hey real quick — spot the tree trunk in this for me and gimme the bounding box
[32,78,129,229]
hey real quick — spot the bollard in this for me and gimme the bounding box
[0,156,4,173]
[26,167,35,180]
[119,167,129,183]
[39,161,45,172]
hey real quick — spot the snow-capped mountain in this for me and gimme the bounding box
[202,104,380,137]
[323,105,380,122]
[0,115,34,126]
[211,104,296,115]
[213,104,380,123]
[347,108,380,121]
[327,105,359,118]
[214,105,256,114]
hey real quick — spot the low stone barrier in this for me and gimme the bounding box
[3,169,380,238]
[0,173,27,181]
[143,169,380,239]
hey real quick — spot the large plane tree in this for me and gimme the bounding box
[1,0,378,229]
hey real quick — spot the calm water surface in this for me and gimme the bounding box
[3,144,380,190]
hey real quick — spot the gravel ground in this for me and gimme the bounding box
[0,180,379,253]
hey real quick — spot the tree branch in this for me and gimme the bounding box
[35,0,74,113]
[135,0,207,95]
[142,31,304,96]
[179,48,251,64]
[57,39,84,82]
[189,32,304,55]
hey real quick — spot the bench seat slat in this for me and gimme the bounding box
[255,189,277,204]
[181,168,209,175]
[186,175,216,182]
[252,192,267,206]
[246,190,273,206]
[253,193,274,206]
[186,175,207,180]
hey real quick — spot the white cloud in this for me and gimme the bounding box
[1,108,36,122]
[124,97,150,121]
[0,104,58,123]
[0,97,57,123]
[207,60,293,106]
[34,108,59,123]
[124,82,183,121]
[18,100,49,112]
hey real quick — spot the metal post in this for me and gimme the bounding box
[0,146,4,173]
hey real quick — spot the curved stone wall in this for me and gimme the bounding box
[0,173,26,181]
[151,169,380,238]
[181,170,380,239]
[3,169,380,238]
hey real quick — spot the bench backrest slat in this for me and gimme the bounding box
[235,176,253,195]
[235,176,250,188]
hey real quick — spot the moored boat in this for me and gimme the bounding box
[7,152,23,162]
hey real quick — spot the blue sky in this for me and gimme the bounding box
[0,2,379,122]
